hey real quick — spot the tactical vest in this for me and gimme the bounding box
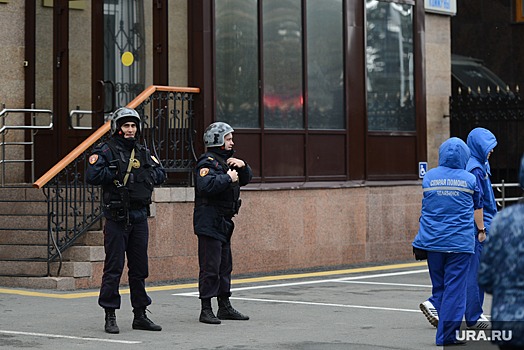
[102,140,155,209]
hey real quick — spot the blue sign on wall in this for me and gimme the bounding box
[419,162,428,178]
[425,0,456,16]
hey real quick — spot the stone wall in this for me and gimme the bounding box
[123,185,422,285]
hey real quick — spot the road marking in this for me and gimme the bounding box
[227,297,422,313]
[0,261,428,299]
[172,269,429,296]
[0,330,141,344]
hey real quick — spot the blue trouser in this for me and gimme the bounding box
[465,238,485,325]
[427,251,471,346]
[98,218,152,310]
[198,235,233,299]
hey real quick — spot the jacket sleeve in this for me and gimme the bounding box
[237,162,253,187]
[86,144,117,186]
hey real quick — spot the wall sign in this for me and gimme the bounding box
[425,0,456,16]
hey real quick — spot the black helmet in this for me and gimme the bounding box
[203,122,234,147]
[110,107,142,136]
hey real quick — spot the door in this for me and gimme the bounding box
[29,0,146,181]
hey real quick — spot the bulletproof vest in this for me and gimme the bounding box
[103,140,154,209]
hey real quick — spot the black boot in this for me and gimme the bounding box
[104,308,119,334]
[217,296,249,320]
[199,298,221,324]
[132,307,162,331]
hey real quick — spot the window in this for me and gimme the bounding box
[366,0,415,132]
[205,0,425,182]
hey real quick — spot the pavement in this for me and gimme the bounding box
[0,260,497,350]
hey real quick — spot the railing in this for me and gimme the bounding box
[492,181,523,209]
[449,87,524,189]
[0,108,54,186]
[32,85,199,276]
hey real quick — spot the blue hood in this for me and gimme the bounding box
[438,137,470,170]
[466,127,497,174]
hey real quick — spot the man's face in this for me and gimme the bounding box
[121,122,137,138]
[223,133,234,150]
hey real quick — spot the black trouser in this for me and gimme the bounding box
[98,218,152,310]
[198,235,232,299]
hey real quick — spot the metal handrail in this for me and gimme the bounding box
[69,109,94,130]
[33,85,199,189]
[0,108,53,186]
[492,181,523,209]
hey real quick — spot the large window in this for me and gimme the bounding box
[366,0,415,132]
[204,0,425,181]
[215,0,259,128]
[215,0,344,131]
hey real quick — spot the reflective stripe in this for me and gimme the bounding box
[423,186,475,194]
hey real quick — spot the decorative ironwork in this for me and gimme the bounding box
[0,89,198,277]
[450,86,524,202]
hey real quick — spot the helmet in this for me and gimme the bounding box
[110,107,142,136]
[203,122,234,147]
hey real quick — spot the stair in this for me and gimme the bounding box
[0,186,105,290]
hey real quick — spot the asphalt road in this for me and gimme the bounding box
[0,261,496,350]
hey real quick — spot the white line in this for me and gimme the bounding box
[218,296,421,313]
[336,281,432,288]
[0,330,142,344]
[172,268,429,296]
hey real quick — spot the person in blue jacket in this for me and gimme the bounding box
[478,154,524,349]
[419,128,497,331]
[412,137,481,346]
[464,127,498,329]
[193,122,253,324]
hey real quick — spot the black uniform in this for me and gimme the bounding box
[86,135,166,310]
[193,148,252,299]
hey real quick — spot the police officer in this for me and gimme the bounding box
[194,122,253,324]
[86,107,166,334]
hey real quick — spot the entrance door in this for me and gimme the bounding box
[29,0,103,180]
[29,0,146,181]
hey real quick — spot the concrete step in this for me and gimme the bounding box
[0,276,93,290]
[0,187,47,201]
[0,230,48,245]
[61,246,105,262]
[0,260,48,276]
[0,244,47,259]
[73,230,104,246]
[0,214,47,230]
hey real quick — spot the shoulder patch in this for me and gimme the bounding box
[88,154,99,165]
[151,155,160,164]
[200,168,209,177]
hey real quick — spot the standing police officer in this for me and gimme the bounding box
[194,122,252,324]
[86,107,166,334]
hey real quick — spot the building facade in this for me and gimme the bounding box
[0,0,455,282]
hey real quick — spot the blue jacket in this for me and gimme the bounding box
[412,137,480,253]
[478,155,524,346]
[466,127,498,231]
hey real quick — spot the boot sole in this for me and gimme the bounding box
[199,318,221,324]
[132,325,162,331]
[419,303,438,328]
